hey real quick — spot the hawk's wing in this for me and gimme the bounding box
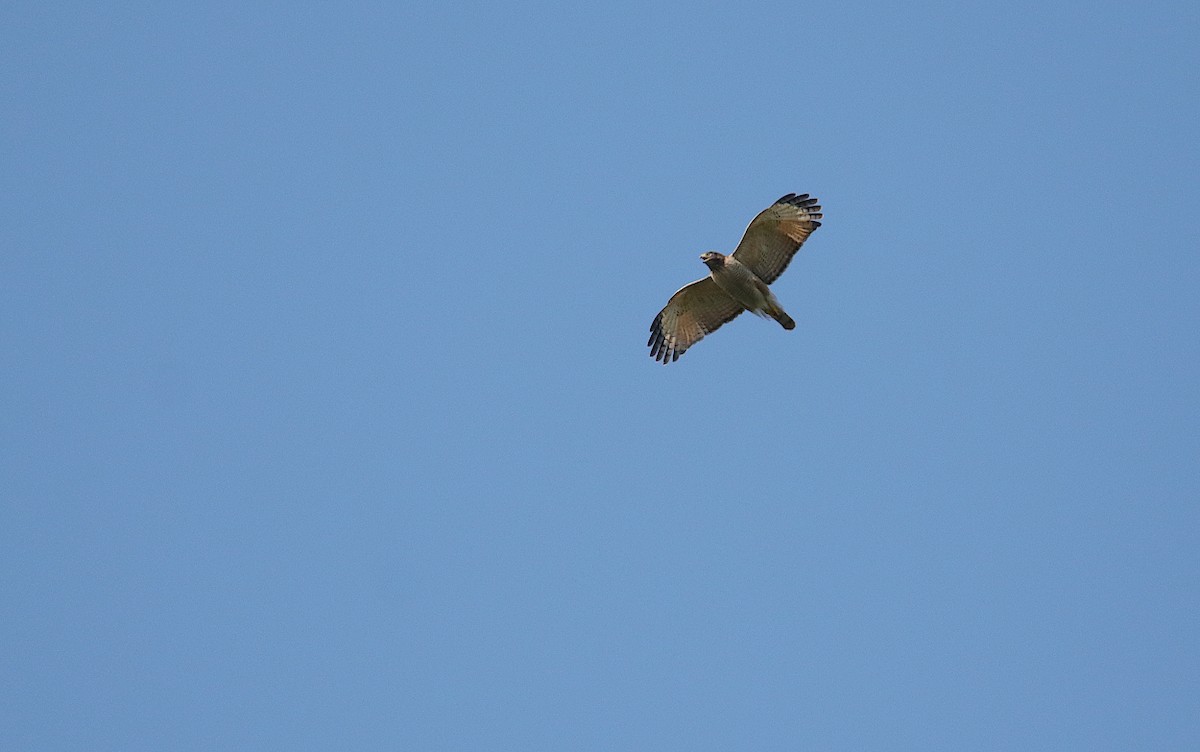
[730,193,822,285]
[648,278,744,363]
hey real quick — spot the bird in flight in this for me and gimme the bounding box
[648,193,823,364]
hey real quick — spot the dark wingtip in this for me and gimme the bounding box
[648,318,674,363]
[778,193,823,212]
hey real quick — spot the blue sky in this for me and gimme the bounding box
[3,1,1198,749]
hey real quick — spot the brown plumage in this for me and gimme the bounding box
[648,193,822,363]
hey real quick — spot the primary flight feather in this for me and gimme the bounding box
[648,193,823,364]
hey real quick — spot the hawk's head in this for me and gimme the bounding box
[700,251,725,270]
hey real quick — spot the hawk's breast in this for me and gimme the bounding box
[711,258,769,312]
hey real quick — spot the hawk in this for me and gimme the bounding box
[648,193,823,364]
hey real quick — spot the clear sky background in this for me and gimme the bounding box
[3,2,1198,749]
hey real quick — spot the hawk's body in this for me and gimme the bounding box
[648,193,822,364]
[702,253,796,330]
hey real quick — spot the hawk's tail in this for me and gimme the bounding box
[766,302,795,330]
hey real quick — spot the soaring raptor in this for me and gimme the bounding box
[648,193,823,364]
